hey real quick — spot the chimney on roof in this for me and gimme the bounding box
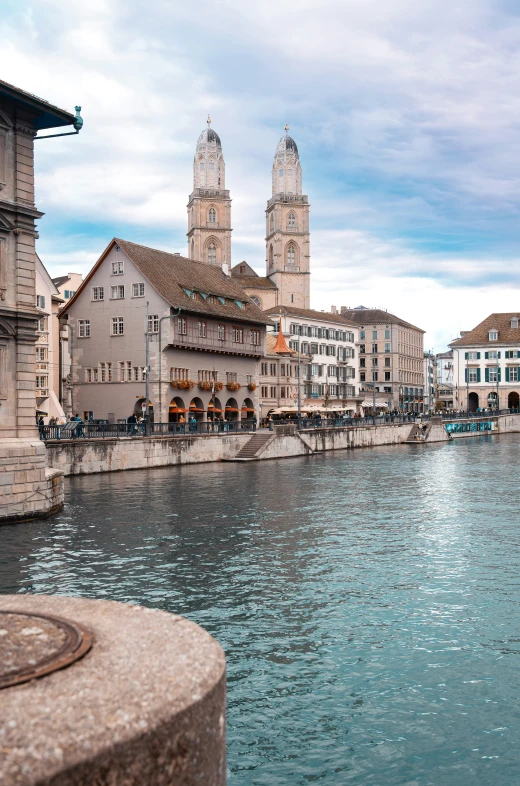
[331,305,338,314]
[222,262,230,276]
[173,253,180,256]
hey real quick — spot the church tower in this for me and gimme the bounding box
[265,125,310,308]
[187,116,232,268]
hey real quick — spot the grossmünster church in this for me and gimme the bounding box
[187,117,311,310]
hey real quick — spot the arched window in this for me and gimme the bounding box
[269,244,274,268]
[208,208,216,223]
[287,245,296,267]
[288,212,296,228]
[208,243,217,265]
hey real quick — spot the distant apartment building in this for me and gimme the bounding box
[52,272,83,302]
[450,313,520,412]
[258,331,312,418]
[337,306,425,412]
[264,306,359,411]
[423,351,436,412]
[35,256,65,422]
[60,239,271,422]
[436,350,454,385]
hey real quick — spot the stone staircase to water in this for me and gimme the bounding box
[228,432,273,461]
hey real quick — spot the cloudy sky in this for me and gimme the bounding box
[2,0,520,350]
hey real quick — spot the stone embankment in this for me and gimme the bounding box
[43,414,520,477]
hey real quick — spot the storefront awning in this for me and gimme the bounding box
[241,407,255,412]
[169,406,188,413]
[225,407,240,412]
[189,407,205,412]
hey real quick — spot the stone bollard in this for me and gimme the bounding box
[0,594,226,786]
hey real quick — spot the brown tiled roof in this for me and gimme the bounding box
[264,305,357,328]
[61,239,273,326]
[339,308,424,332]
[231,261,258,277]
[237,276,277,290]
[450,313,520,346]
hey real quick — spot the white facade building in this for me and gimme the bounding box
[264,306,359,412]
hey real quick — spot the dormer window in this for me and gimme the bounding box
[511,317,519,329]
[489,330,498,341]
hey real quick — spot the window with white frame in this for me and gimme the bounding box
[147,315,159,333]
[36,295,45,309]
[287,212,296,228]
[112,260,124,275]
[468,351,479,360]
[250,329,260,345]
[509,367,519,382]
[208,208,216,223]
[132,283,145,297]
[217,324,225,340]
[489,369,498,382]
[468,369,478,383]
[78,319,91,338]
[489,330,498,341]
[170,367,190,381]
[178,317,187,335]
[110,285,125,299]
[36,375,48,390]
[92,287,104,301]
[111,317,124,336]
[198,320,207,338]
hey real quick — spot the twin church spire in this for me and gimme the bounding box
[187,120,310,309]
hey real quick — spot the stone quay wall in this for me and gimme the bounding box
[43,414,520,478]
[0,594,226,786]
[45,432,252,476]
[0,439,64,523]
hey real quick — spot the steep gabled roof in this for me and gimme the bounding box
[60,238,273,326]
[52,275,70,288]
[237,276,277,290]
[450,313,520,346]
[339,308,424,332]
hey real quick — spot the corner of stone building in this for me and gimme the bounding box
[0,438,64,523]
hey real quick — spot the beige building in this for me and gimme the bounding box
[187,117,232,269]
[450,313,520,412]
[258,331,312,418]
[35,255,64,422]
[61,239,271,423]
[52,271,83,302]
[338,306,425,412]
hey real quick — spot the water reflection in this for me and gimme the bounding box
[1,437,519,785]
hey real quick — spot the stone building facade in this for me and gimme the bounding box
[187,117,232,269]
[338,306,425,412]
[450,313,520,412]
[0,79,78,521]
[264,306,360,412]
[61,239,271,423]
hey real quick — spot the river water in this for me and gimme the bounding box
[1,435,519,785]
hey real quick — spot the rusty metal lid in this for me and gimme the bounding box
[0,611,93,689]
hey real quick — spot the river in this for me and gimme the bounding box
[1,435,519,785]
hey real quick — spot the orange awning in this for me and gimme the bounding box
[225,407,240,412]
[169,406,188,413]
[189,407,205,412]
[241,407,255,412]
[209,408,224,413]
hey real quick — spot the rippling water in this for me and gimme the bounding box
[1,435,520,784]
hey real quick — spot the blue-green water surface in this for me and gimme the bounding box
[1,435,519,785]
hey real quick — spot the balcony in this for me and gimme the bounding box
[267,193,309,209]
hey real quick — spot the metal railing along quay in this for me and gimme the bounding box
[39,421,257,441]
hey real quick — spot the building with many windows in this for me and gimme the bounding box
[258,330,312,418]
[35,255,65,422]
[60,239,271,422]
[337,306,425,412]
[450,313,520,411]
[263,306,359,412]
[52,271,83,303]
[423,351,436,412]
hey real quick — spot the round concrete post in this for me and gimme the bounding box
[0,595,226,786]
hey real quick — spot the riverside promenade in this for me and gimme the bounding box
[41,413,520,477]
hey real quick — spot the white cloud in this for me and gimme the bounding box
[2,0,520,353]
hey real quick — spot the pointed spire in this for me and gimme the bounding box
[273,329,292,355]
[207,114,212,127]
